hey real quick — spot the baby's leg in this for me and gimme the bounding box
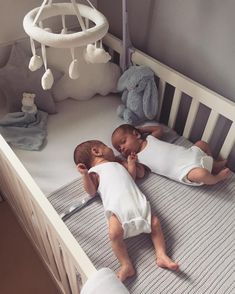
[194,140,212,156]
[212,159,228,174]
[194,140,227,173]
[109,214,135,281]
[151,216,179,271]
[187,167,230,185]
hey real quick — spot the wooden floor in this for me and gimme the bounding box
[0,200,60,294]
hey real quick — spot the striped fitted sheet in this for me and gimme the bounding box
[48,137,235,294]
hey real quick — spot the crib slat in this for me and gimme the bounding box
[32,216,61,282]
[63,252,81,294]
[30,201,53,266]
[31,202,51,264]
[1,160,24,220]
[156,79,166,121]
[3,162,31,232]
[219,122,235,159]
[85,18,89,29]
[201,110,219,142]
[15,180,42,242]
[108,47,115,59]
[183,99,200,139]
[47,227,72,294]
[168,88,182,129]
[16,181,47,254]
[44,229,61,282]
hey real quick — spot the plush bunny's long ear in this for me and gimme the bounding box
[117,71,129,92]
[143,79,158,120]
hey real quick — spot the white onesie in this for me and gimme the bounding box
[89,162,151,239]
[138,135,213,186]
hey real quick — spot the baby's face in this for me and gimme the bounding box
[112,130,141,157]
[101,144,115,161]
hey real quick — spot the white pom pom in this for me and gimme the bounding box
[84,44,111,64]
[69,59,80,79]
[29,55,43,71]
[41,69,54,90]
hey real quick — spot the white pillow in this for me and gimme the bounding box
[46,47,121,101]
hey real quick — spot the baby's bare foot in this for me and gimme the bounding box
[213,159,227,174]
[157,254,179,271]
[216,168,230,182]
[117,263,135,282]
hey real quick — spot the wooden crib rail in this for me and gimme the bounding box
[131,49,235,159]
[104,33,235,159]
[0,135,96,294]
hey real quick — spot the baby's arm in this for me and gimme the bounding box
[137,125,163,139]
[127,153,147,180]
[77,163,98,196]
[127,153,137,179]
[136,162,146,178]
[120,154,145,179]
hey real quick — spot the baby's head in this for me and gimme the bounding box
[74,140,115,169]
[112,124,143,157]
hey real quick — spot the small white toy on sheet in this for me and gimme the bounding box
[21,92,37,114]
[117,65,159,125]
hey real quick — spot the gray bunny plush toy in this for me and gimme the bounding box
[117,65,158,125]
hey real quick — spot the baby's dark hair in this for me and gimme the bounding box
[73,140,103,169]
[112,124,141,138]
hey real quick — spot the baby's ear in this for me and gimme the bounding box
[91,147,102,157]
[133,130,141,139]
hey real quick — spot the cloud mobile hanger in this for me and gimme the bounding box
[23,0,111,90]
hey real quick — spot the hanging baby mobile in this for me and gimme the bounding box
[23,0,111,90]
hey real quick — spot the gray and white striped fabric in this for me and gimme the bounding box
[49,137,235,294]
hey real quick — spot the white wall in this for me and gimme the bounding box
[0,0,40,45]
[0,0,97,46]
[98,0,235,103]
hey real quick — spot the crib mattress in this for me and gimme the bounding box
[13,95,124,195]
[48,136,235,294]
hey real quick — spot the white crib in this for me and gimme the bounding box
[0,33,235,294]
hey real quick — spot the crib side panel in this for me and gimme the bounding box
[103,33,235,161]
[0,135,96,294]
[130,50,235,159]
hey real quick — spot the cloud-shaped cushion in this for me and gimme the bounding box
[0,43,63,114]
[47,46,121,101]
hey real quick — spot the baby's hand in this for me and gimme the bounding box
[77,163,88,175]
[127,152,137,164]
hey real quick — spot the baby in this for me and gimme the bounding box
[74,140,179,282]
[112,124,230,186]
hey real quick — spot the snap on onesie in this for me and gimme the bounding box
[138,135,213,186]
[89,162,151,239]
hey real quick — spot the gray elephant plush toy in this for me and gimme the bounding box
[117,65,158,125]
